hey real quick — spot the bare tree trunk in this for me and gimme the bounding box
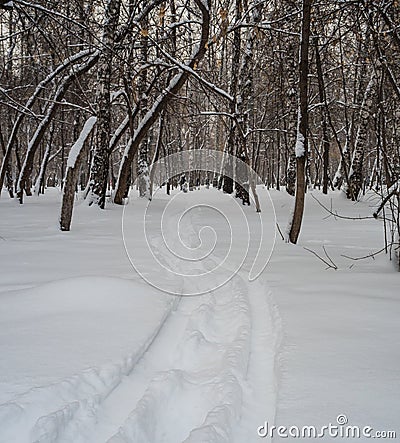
[33,127,53,196]
[346,75,375,200]
[289,0,312,244]
[236,0,263,210]
[60,117,97,231]
[332,25,352,190]
[137,12,151,199]
[223,0,241,195]
[87,0,121,208]
[333,138,351,190]
[149,113,165,196]
[314,36,330,195]
[0,126,13,198]
[285,41,299,197]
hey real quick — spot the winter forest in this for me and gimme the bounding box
[0,0,399,442]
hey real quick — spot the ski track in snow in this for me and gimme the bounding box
[87,193,278,443]
[0,290,179,443]
[0,191,279,443]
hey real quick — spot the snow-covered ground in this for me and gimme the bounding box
[268,190,399,441]
[0,187,398,442]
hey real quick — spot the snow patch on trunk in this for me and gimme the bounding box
[67,117,97,168]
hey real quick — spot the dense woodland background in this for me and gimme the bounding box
[0,0,398,263]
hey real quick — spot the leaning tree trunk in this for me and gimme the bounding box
[60,117,97,231]
[15,54,98,203]
[289,0,311,244]
[0,49,95,197]
[113,0,211,205]
[87,0,121,208]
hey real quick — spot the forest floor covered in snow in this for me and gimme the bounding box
[0,186,398,442]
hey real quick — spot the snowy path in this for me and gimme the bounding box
[76,191,278,443]
[78,277,278,443]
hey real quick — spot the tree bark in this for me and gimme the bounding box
[223,0,241,195]
[137,12,151,199]
[285,41,299,197]
[87,0,122,208]
[289,0,312,244]
[346,75,375,200]
[313,36,330,195]
[60,117,97,231]
[0,125,13,198]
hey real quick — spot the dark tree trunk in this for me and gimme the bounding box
[285,41,299,197]
[314,36,330,195]
[346,76,375,200]
[60,117,97,231]
[289,0,312,244]
[137,13,151,199]
[87,0,121,208]
[223,0,241,195]
[0,126,13,198]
